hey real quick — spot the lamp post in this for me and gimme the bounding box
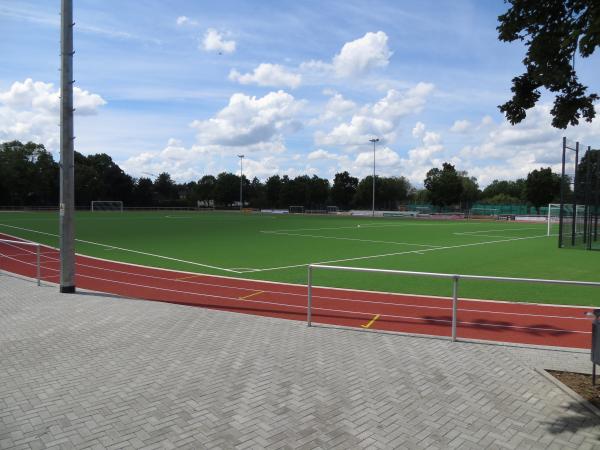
[238,154,244,210]
[369,138,379,217]
[59,0,76,293]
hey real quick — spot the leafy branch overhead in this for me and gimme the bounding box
[497,0,599,128]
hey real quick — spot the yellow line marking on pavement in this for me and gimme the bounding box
[360,314,380,329]
[240,290,264,300]
[177,274,201,281]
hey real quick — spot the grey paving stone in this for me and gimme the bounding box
[1,274,600,449]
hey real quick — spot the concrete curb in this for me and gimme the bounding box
[535,367,600,419]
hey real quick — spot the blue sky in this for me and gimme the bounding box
[1,0,599,187]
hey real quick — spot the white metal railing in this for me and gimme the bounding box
[0,239,42,286]
[307,264,600,342]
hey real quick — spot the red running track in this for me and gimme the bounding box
[0,234,593,349]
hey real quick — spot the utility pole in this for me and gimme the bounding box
[59,0,76,293]
[238,154,244,210]
[369,138,379,217]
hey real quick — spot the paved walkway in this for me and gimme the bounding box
[1,274,599,449]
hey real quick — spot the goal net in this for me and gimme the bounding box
[289,206,304,214]
[469,207,499,219]
[91,201,123,212]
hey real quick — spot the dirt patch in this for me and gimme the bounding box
[548,370,600,410]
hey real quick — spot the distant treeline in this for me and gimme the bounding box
[1,140,584,211]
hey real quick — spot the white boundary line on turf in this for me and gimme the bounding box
[454,227,541,234]
[0,223,240,274]
[242,234,552,273]
[260,231,441,248]
[0,231,595,310]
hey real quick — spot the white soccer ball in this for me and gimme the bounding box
[357,224,361,228]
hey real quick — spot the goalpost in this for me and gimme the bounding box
[469,207,499,219]
[289,206,304,214]
[547,203,586,237]
[91,201,124,212]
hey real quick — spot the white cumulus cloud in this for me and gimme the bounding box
[229,63,302,89]
[450,119,471,133]
[190,90,304,148]
[0,78,106,151]
[202,28,236,53]
[315,83,434,148]
[333,31,392,77]
[176,16,198,26]
[300,31,392,79]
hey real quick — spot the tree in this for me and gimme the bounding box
[0,141,58,206]
[246,177,266,208]
[459,174,480,210]
[308,175,330,207]
[378,177,410,210]
[214,172,240,206]
[133,177,155,206]
[481,179,526,202]
[196,175,216,206]
[265,175,283,208]
[331,171,358,210]
[525,167,561,212]
[497,0,600,128]
[424,163,464,208]
[575,149,600,203]
[154,172,178,203]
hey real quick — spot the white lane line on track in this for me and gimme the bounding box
[243,234,552,273]
[15,260,587,335]
[0,223,240,274]
[2,246,591,324]
[260,231,441,248]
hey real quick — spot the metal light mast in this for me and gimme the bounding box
[59,0,76,293]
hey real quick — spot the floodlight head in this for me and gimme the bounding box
[238,154,245,158]
[369,138,379,143]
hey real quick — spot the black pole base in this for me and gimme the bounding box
[60,285,76,294]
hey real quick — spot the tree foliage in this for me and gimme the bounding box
[525,167,561,212]
[331,171,358,210]
[497,0,600,128]
[424,163,464,207]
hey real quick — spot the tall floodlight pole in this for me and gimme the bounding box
[59,0,76,293]
[369,138,379,217]
[238,155,244,210]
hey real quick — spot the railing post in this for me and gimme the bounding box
[36,244,41,286]
[307,265,313,327]
[451,275,459,342]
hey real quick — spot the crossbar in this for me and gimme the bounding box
[307,264,600,342]
[0,239,42,286]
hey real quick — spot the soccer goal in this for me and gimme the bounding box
[469,207,499,219]
[91,201,123,212]
[289,205,304,214]
[549,203,587,240]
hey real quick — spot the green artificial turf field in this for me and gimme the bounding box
[1,210,599,306]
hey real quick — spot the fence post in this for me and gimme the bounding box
[36,244,41,286]
[307,265,313,327]
[451,275,459,342]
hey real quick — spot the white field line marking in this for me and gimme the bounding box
[455,227,541,235]
[243,234,551,273]
[0,223,240,274]
[259,223,449,233]
[2,246,593,322]
[453,234,533,239]
[260,231,441,248]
